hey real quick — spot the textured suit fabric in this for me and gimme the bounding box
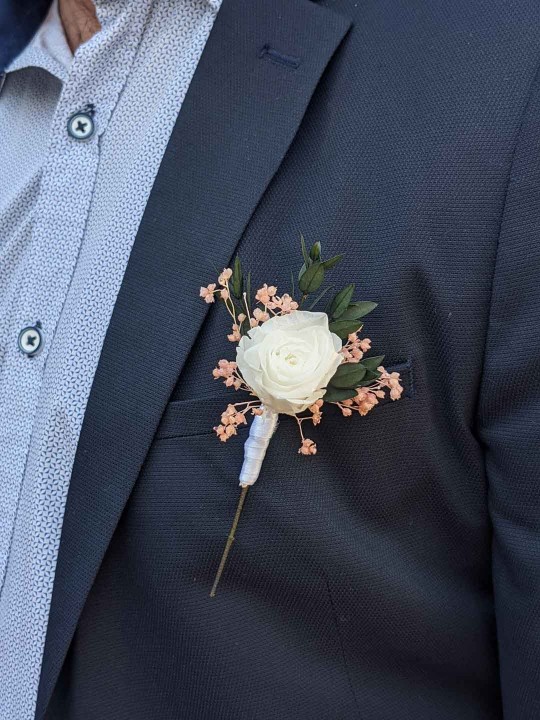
[38,0,540,718]
[0,0,51,72]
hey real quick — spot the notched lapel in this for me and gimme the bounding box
[37,0,351,714]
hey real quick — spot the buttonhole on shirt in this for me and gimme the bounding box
[258,44,301,70]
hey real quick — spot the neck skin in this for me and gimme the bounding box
[58,0,101,53]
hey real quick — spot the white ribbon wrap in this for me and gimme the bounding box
[238,406,279,486]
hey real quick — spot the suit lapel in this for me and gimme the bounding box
[37,0,350,714]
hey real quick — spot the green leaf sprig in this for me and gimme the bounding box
[290,236,383,401]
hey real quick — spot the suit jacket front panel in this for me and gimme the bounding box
[44,0,540,718]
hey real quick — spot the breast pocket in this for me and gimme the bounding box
[125,358,414,557]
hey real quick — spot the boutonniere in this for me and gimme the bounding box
[200,237,403,596]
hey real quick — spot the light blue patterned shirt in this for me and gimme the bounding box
[0,0,221,716]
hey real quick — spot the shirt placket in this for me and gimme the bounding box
[0,4,149,594]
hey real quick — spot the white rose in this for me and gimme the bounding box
[236,311,342,416]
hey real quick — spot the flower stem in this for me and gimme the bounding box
[209,484,250,597]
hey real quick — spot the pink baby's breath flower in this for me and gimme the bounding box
[214,403,248,442]
[308,399,324,425]
[341,333,371,364]
[354,388,379,416]
[220,288,230,300]
[227,323,241,342]
[378,368,404,401]
[253,307,269,323]
[218,268,233,285]
[298,438,317,455]
[255,284,277,305]
[221,404,235,418]
[200,283,217,303]
[214,425,228,442]
[359,338,372,353]
[276,294,298,313]
[213,359,237,379]
[357,401,374,416]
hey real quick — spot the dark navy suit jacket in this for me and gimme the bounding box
[2,1,540,718]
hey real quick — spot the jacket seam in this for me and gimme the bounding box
[475,55,540,425]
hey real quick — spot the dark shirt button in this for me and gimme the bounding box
[67,110,95,141]
[18,325,43,357]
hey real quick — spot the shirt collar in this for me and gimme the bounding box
[6,0,72,82]
[5,0,222,84]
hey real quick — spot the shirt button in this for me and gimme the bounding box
[18,325,44,357]
[67,108,95,141]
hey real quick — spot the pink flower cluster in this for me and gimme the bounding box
[309,399,323,425]
[255,284,298,313]
[379,368,404,401]
[200,269,234,304]
[214,404,248,442]
[294,400,324,454]
[202,269,303,346]
[212,359,246,390]
[299,438,317,455]
[338,366,404,417]
[200,283,217,303]
[341,333,372,363]
[213,401,263,442]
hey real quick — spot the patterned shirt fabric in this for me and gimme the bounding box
[0,0,221,717]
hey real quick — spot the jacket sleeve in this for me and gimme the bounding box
[477,69,540,720]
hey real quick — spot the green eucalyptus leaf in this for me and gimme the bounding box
[300,234,311,267]
[307,284,334,310]
[329,362,367,389]
[328,319,363,339]
[309,241,322,261]
[244,271,252,315]
[322,386,358,403]
[362,354,385,372]
[322,254,343,270]
[231,256,243,298]
[239,317,251,337]
[339,301,378,321]
[298,261,325,294]
[329,284,355,319]
[355,369,382,386]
